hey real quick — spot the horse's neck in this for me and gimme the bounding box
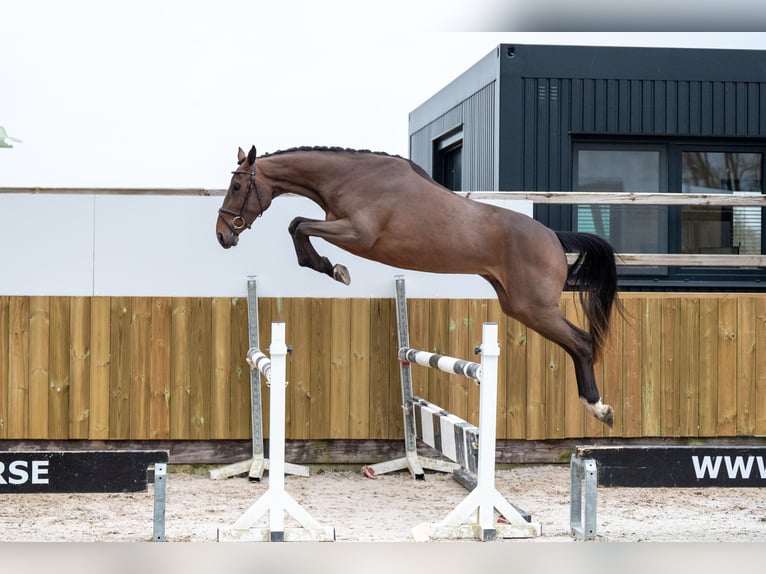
[260,155,330,209]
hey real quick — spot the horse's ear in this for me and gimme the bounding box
[237,147,246,166]
[247,145,257,167]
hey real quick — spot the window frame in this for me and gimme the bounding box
[570,137,766,289]
[432,127,464,191]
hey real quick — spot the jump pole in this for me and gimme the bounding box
[217,322,334,542]
[210,277,309,481]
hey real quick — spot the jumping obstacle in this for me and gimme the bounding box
[364,275,541,541]
[210,277,309,481]
[0,450,168,541]
[217,322,335,542]
[570,444,766,540]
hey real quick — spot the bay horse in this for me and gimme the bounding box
[217,145,619,427]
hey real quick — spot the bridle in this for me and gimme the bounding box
[218,168,265,234]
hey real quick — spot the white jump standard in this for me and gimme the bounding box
[367,275,541,541]
[217,322,334,542]
[210,277,309,481]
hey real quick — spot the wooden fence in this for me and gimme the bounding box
[2,293,765,442]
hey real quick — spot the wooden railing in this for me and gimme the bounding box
[464,191,766,268]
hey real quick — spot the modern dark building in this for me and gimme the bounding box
[409,44,766,290]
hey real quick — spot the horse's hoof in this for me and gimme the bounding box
[333,264,351,285]
[601,405,615,428]
[581,398,614,428]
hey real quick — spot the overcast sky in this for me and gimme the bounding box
[2,1,765,188]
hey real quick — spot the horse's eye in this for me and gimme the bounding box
[233,182,241,192]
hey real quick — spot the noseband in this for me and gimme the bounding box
[218,169,265,233]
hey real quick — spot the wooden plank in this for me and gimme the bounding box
[525,328,546,440]
[464,191,766,207]
[717,298,738,436]
[407,299,430,399]
[128,298,152,439]
[428,299,450,413]
[48,296,71,439]
[7,187,766,206]
[149,298,171,439]
[506,317,528,439]
[486,300,507,437]
[447,299,470,422]
[228,296,250,439]
[348,298,371,439]
[567,253,766,267]
[288,298,312,439]
[7,297,29,438]
[368,298,391,439]
[109,297,132,438]
[329,298,351,438]
[545,334,567,439]
[698,298,719,436]
[563,297,585,437]
[756,298,766,436]
[468,299,488,428]
[170,298,190,439]
[384,298,400,440]
[88,297,110,439]
[600,296,623,438]
[616,253,766,268]
[660,298,680,436]
[69,297,90,439]
[678,297,700,437]
[256,297,272,437]
[641,298,662,436]
[621,298,642,437]
[28,296,50,439]
[188,298,211,440]
[0,296,8,439]
[309,298,332,438]
[736,297,757,435]
[210,297,231,438]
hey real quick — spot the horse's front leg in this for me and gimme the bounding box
[288,216,353,284]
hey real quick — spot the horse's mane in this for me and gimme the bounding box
[262,146,400,159]
[261,146,440,187]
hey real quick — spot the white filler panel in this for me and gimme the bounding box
[1,193,532,298]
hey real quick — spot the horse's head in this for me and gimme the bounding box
[216,145,270,248]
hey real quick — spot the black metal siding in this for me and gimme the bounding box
[507,77,766,193]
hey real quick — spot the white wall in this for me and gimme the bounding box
[0,193,531,297]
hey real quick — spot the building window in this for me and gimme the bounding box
[433,128,463,191]
[681,151,762,255]
[574,145,668,275]
[572,140,766,288]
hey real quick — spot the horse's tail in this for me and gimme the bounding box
[555,231,621,361]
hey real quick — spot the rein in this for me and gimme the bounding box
[218,169,264,233]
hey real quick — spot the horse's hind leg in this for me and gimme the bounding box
[288,216,354,284]
[485,275,614,427]
[528,307,613,427]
